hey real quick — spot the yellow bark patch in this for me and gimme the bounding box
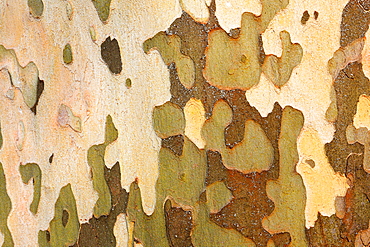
[354,95,370,130]
[113,213,128,247]
[361,28,370,80]
[297,128,349,228]
[184,98,206,149]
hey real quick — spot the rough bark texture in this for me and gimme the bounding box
[0,0,369,246]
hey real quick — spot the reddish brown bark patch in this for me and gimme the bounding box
[162,135,184,156]
[164,200,194,247]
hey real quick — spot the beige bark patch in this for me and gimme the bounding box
[297,128,349,228]
[361,28,370,80]
[179,0,209,23]
[114,213,128,247]
[355,221,370,247]
[57,104,82,132]
[184,98,206,149]
[215,0,261,32]
[0,0,181,243]
[246,0,349,143]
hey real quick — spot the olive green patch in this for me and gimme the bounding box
[144,32,195,89]
[127,136,206,246]
[202,99,274,173]
[0,163,14,247]
[28,0,44,18]
[262,31,303,88]
[204,0,291,90]
[153,102,185,139]
[206,181,232,213]
[325,87,338,122]
[63,44,73,65]
[19,163,42,215]
[89,26,97,42]
[38,184,79,247]
[204,12,261,90]
[87,115,118,217]
[192,185,255,246]
[127,182,169,247]
[91,0,112,22]
[72,162,128,247]
[125,78,132,89]
[262,106,308,246]
[157,137,206,206]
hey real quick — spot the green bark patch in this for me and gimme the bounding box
[153,102,185,139]
[126,182,169,247]
[38,184,79,247]
[125,78,132,88]
[28,0,44,18]
[91,0,111,22]
[73,162,128,247]
[204,0,299,90]
[192,184,255,247]
[127,136,206,246]
[0,163,14,247]
[262,106,308,246]
[19,163,42,215]
[202,99,274,173]
[87,115,118,217]
[144,32,195,89]
[206,181,232,213]
[63,44,73,65]
[262,31,303,88]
